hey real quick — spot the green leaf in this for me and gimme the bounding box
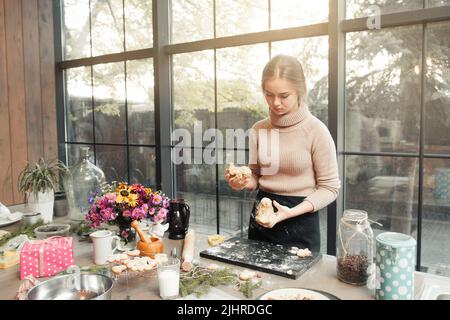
[17,158,69,200]
[238,278,262,299]
[179,266,237,298]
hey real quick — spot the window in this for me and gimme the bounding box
[346,26,422,154]
[216,0,269,37]
[422,21,450,276]
[169,1,331,240]
[57,1,450,274]
[346,0,423,19]
[60,0,155,189]
[271,0,328,30]
[341,4,450,277]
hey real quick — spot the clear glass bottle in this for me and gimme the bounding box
[337,209,374,286]
[64,146,105,221]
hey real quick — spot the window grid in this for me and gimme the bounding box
[54,0,450,270]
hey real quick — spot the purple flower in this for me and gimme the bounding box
[132,207,145,220]
[152,194,163,205]
[88,196,95,205]
[86,183,172,230]
[121,230,129,239]
[105,193,116,203]
[100,207,114,221]
[158,208,168,220]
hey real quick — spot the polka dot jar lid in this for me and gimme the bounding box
[376,232,416,248]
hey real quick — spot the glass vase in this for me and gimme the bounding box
[118,223,136,244]
[64,146,106,221]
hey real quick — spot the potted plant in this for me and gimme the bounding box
[18,158,69,223]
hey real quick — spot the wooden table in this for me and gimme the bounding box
[1,216,447,300]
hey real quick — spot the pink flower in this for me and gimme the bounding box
[123,210,132,218]
[152,194,163,205]
[157,208,168,220]
[132,207,145,220]
[105,193,116,203]
[86,182,171,231]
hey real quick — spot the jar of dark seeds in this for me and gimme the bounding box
[337,210,374,286]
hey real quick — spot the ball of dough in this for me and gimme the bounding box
[297,248,312,258]
[255,197,276,225]
[239,270,257,281]
[206,263,220,271]
[227,163,252,179]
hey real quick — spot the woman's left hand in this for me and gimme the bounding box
[257,200,292,228]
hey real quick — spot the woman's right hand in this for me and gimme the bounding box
[224,169,250,191]
[229,176,250,191]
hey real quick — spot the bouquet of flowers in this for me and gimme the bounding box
[85,182,170,242]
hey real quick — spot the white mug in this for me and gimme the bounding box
[90,230,120,265]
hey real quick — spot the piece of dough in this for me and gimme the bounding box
[208,235,225,246]
[206,263,220,271]
[227,163,252,179]
[112,265,127,275]
[297,248,312,258]
[108,253,128,263]
[239,270,258,281]
[255,197,276,225]
[126,250,141,257]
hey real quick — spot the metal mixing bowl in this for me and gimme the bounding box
[26,273,114,300]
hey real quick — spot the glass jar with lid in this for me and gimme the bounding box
[64,146,105,221]
[337,209,374,286]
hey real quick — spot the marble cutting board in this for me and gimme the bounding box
[200,237,322,279]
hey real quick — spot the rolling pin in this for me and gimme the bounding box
[181,229,195,272]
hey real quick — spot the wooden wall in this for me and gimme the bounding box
[0,0,57,205]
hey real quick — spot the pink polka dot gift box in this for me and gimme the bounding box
[20,236,75,279]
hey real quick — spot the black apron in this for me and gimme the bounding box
[248,190,320,252]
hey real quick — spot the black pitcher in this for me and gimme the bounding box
[168,199,190,240]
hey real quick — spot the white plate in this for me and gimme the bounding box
[0,216,22,227]
[259,288,330,300]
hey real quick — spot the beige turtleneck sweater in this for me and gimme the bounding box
[248,106,341,212]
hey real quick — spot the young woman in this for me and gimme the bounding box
[224,55,340,252]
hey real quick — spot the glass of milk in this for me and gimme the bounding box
[157,257,180,299]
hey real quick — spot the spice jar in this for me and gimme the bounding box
[337,209,374,286]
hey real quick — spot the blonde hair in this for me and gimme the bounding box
[261,54,307,105]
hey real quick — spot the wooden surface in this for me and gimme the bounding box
[23,0,44,165]
[38,0,57,161]
[1,217,449,300]
[0,217,372,300]
[0,0,14,204]
[0,0,57,206]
